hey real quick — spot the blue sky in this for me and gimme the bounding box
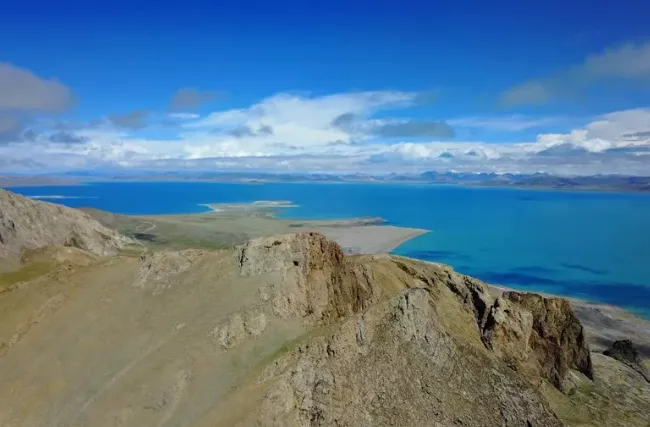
[1,0,650,175]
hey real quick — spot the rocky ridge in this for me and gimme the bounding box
[0,189,132,259]
[229,234,603,426]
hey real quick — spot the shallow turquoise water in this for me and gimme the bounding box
[7,181,650,317]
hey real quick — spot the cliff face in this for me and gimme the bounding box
[0,228,646,427]
[238,232,377,322]
[499,292,594,391]
[0,189,132,259]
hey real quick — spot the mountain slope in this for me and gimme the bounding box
[1,231,646,426]
[0,189,132,260]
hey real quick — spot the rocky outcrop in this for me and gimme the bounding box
[210,307,269,350]
[499,292,594,391]
[0,189,132,259]
[482,296,534,368]
[385,257,595,394]
[136,249,203,293]
[238,232,376,323]
[254,288,564,427]
[604,339,650,383]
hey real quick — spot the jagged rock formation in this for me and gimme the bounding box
[0,189,132,259]
[497,292,594,391]
[233,238,585,425]
[481,296,534,368]
[604,339,650,383]
[253,287,563,427]
[0,230,646,427]
[389,257,594,394]
[238,232,377,322]
[481,292,594,392]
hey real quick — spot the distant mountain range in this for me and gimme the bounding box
[2,171,650,192]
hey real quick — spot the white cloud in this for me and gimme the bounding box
[174,90,423,158]
[585,108,650,139]
[185,91,418,147]
[2,91,650,176]
[534,108,650,152]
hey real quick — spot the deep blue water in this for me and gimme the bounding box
[7,181,650,318]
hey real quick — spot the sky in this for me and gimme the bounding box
[1,0,650,176]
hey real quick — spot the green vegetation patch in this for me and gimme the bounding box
[0,261,52,289]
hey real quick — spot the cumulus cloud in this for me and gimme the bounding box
[0,63,74,112]
[181,90,421,157]
[170,88,220,110]
[500,41,650,106]
[189,91,416,132]
[2,90,649,176]
[107,110,149,130]
[584,108,650,140]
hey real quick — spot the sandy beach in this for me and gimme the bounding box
[314,225,427,254]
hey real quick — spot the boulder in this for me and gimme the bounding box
[603,339,650,383]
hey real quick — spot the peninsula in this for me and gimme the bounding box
[82,200,428,255]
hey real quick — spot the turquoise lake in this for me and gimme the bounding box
[7,181,650,317]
